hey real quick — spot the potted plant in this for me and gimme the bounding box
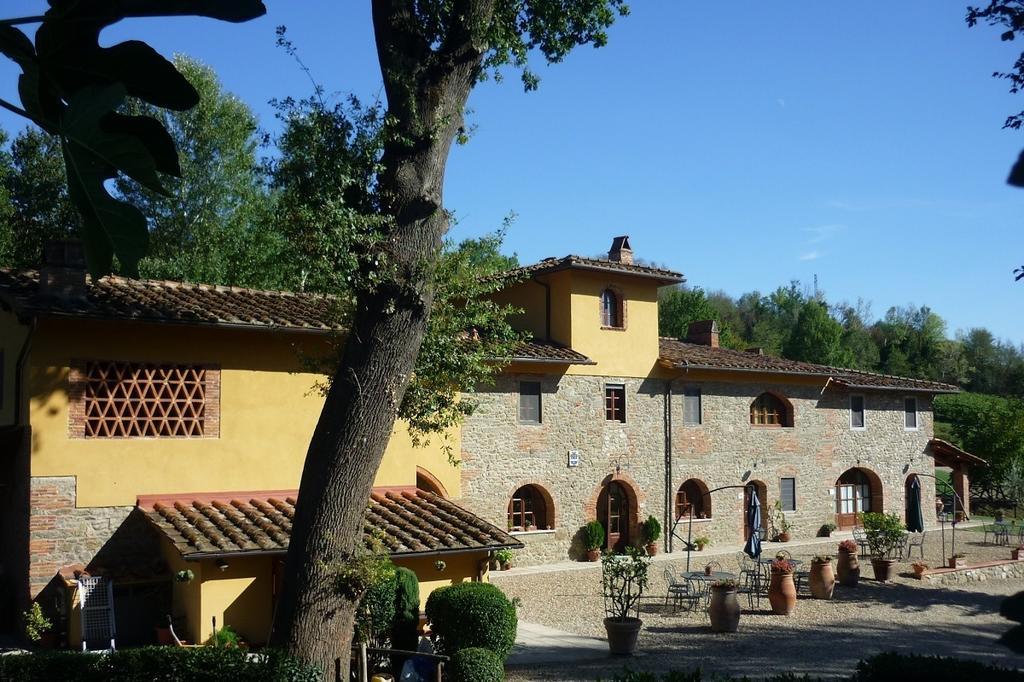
[769,501,792,541]
[584,521,605,561]
[768,558,797,615]
[641,515,661,557]
[694,535,711,551]
[818,522,837,538]
[948,552,966,569]
[494,549,513,571]
[708,579,740,632]
[23,602,54,649]
[1014,544,1024,561]
[809,555,835,599]
[836,539,860,587]
[911,561,928,578]
[601,547,650,655]
[860,512,905,582]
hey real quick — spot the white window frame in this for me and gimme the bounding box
[903,396,919,431]
[850,394,866,431]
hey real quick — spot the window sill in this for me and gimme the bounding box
[904,427,919,432]
[509,529,557,536]
[600,326,627,332]
[674,517,713,524]
[750,425,793,429]
[850,427,867,432]
[518,421,543,426]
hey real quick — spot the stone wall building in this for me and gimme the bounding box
[460,238,964,566]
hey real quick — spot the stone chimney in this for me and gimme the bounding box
[686,320,719,348]
[38,239,87,302]
[608,235,633,264]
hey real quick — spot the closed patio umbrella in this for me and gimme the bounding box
[743,488,762,559]
[907,476,924,533]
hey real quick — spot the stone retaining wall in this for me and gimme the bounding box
[922,559,1024,586]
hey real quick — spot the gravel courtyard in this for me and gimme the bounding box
[498,529,1024,680]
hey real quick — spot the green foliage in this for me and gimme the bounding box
[584,520,605,550]
[22,601,51,643]
[658,286,738,348]
[0,0,266,276]
[853,651,1024,681]
[494,548,514,564]
[424,582,517,660]
[782,300,844,366]
[390,566,420,659]
[448,647,505,682]
[859,512,905,559]
[934,392,1024,501]
[0,646,320,681]
[204,624,240,648]
[640,515,661,544]
[354,560,398,644]
[601,546,651,621]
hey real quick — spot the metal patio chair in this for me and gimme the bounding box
[663,568,699,613]
[904,531,926,560]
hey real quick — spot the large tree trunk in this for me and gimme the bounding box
[270,2,494,678]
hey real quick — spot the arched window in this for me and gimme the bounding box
[508,485,551,531]
[750,392,793,427]
[601,289,623,328]
[675,478,711,519]
[416,467,448,498]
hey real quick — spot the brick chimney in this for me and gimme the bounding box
[686,320,719,348]
[608,235,633,264]
[38,239,87,302]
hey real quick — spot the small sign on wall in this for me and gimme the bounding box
[567,449,581,467]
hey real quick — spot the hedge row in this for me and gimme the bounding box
[0,646,320,682]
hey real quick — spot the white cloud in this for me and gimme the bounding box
[799,251,821,261]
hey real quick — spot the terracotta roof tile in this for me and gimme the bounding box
[0,269,341,332]
[489,255,684,285]
[141,489,521,559]
[510,339,594,364]
[659,338,958,393]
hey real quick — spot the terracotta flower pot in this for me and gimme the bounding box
[604,617,642,656]
[586,549,601,562]
[709,586,740,633]
[871,558,896,582]
[1014,548,1024,561]
[912,564,927,578]
[778,532,791,543]
[646,542,658,557]
[948,556,962,569]
[836,548,860,587]
[809,559,835,599]
[501,561,511,571]
[768,570,797,615]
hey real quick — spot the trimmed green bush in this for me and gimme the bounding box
[355,562,398,644]
[584,520,605,551]
[853,652,1024,681]
[390,565,421,672]
[641,515,661,544]
[424,582,516,660]
[448,647,504,682]
[0,646,320,681]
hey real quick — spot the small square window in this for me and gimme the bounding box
[904,397,918,430]
[780,477,796,512]
[850,395,865,429]
[682,387,701,426]
[519,381,542,423]
[605,384,626,423]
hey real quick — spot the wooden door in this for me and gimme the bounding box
[836,470,872,529]
[600,482,629,552]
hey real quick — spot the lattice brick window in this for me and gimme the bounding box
[69,361,220,438]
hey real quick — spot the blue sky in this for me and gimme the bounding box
[1,1,1023,342]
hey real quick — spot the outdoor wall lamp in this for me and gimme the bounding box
[216,558,229,572]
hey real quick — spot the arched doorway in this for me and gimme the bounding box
[743,480,768,540]
[835,467,882,529]
[598,481,633,552]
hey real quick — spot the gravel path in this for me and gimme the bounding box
[500,530,1024,680]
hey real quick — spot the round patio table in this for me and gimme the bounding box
[685,571,737,608]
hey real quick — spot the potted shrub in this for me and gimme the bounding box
[948,552,966,569]
[584,521,605,561]
[768,558,797,615]
[708,579,740,632]
[23,602,54,649]
[694,535,711,551]
[836,539,860,587]
[861,512,905,582]
[601,547,650,655]
[809,555,835,600]
[769,501,792,542]
[641,515,661,557]
[494,549,513,571]
[1014,545,1024,561]
[818,522,837,538]
[911,561,928,578]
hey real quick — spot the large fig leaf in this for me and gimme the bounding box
[60,83,169,196]
[0,25,34,66]
[62,138,150,278]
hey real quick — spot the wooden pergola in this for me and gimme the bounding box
[929,438,988,517]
